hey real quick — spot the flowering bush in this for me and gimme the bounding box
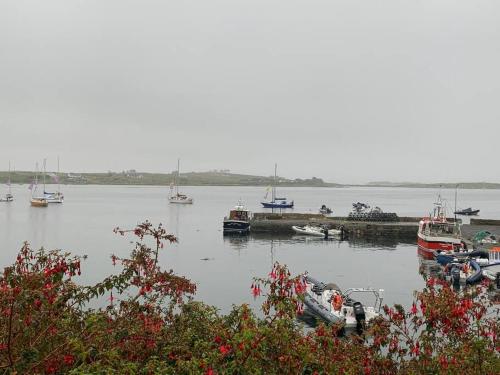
[1,221,498,374]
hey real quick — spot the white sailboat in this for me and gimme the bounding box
[0,161,14,202]
[44,157,64,203]
[168,159,193,204]
[30,161,48,207]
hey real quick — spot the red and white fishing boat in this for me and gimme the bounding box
[417,195,464,260]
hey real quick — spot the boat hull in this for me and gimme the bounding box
[31,198,48,207]
[417,235,462,260]
[261,201,294,209]
[169,197,193,204]
[223,220,250,234]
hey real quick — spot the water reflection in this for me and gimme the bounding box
[223,234,249,252]
[223,233,415,253]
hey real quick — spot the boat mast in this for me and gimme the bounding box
[454,184,458,223]
[57,156,60,193]
[8,161,11,195]
[272,163,276,202]
[43,158,47,193]
[33,162,38,198]
[176,158,180,196]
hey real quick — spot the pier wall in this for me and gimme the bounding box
[250,213,419,240]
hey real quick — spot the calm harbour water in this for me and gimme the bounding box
[2,185,500,313]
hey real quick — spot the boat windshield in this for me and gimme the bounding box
[229,210,248,221]
[425,222,458,236]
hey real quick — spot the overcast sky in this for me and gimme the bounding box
[1,1,499,184]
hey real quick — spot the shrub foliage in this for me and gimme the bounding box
[0,221,498,374]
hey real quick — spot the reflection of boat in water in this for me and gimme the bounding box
[292,225,342,238]
[223,201,252,234]
[418,256,444,280]
[303,275,383,332]
[418,195,464,260]
[454,207,480,216]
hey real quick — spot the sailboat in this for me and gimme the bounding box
[0,161,14,202]
[44,157,64,203]
[260,164,294,209]
[30,161,48,207]
[168,159,193,204]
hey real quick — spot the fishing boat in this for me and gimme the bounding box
[0,161,13,202]
[261,164,293,209]
[454,207,480,216]
[292,225,342,238]
[168,159,193,204]
[223,201,252,234]
[303,275,383,332]
[417,195,464,260]
[30,162,48,207]
[44,157,64,203]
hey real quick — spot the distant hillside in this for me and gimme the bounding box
[366,181,500,189]
[0,170,343,187]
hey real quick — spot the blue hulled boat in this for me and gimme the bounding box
[261,198,294,209]
[260,164,294,209]
[223,202,252,235]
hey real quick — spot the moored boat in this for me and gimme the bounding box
[223,201,252,234]
[303,275,383,332]
[261,164,293,209]
[417,195,464,260]
[168,159,193,204]
[454,207,480,216]
[292,225,342,238]
[45,157,64,203]
[319,204,332,215]
[1,161,14,202]
[29,161,48,208]
[30,197,48,207]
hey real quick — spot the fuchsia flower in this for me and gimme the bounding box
[410,303,417,315]
[219,345,231,356]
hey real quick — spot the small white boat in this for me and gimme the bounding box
[292,225,341,238]
[1,161,14,202]
[29,162,48,208]
[44,191,64,204]
[44,157,64,203]
[303,275,383,332]
[168,159,193,204]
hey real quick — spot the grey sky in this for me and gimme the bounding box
[1,0,499,184]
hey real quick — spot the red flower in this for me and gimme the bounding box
[219,345,231,356]
[205,368,214,375]
[410,303,417,315]
[251,285,261,298]
[63,354,74,365]
[214,335,222,344]
[34,299,42,309]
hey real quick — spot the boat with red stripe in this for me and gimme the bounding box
[417,195,464,260]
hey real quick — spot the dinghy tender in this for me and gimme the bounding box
[302,275,383,333]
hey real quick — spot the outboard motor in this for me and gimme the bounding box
[451,267,461,288]
[352,302,366,333]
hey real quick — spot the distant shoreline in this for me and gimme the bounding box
[1,170,499,189]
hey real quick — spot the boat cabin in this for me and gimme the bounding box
[419,219,459,237]
[228,209,251,222]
